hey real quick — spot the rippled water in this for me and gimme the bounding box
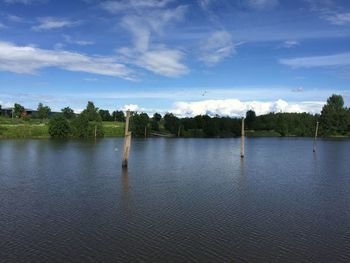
[1,138,350,262]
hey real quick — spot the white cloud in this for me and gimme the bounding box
[198,30,235,65]
[108,2,189,77]
[101,0,174,13]
[63,35,94,46]
[246,0,279,10]
[3,0,47,4]
[0,41,133,79]
[7,15,23,22]
[136,48,188,77]
[324,12,350,25]
[32,17,80,31]
[171,99,324,117]
[280,52,350,67]
[283,40,299,48]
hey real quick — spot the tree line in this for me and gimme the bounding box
[2,94,349,138]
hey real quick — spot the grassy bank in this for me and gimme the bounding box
[0,117,125,139]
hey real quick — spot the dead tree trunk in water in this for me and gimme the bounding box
[122,111,132,168]
[241,117,245,158]
[313,121,319,153]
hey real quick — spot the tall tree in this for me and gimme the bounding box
[151,113,162,131]
[13,103,25,118]
[130,112,149,137]
[37,103,51,119]
[246,110,256,130]
[320,94,347,136]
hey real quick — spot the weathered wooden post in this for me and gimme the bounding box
[177,125,181,137]
[313,121,319,153]
[122,111,131,168]
[144,126,147,139]
[241,117,245,158]
[94,124,97,139]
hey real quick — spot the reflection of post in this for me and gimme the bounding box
[313,121,319,153]
[122,111,132,168]
[241,117,245,158]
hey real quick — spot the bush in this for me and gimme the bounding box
[48,115,70,138]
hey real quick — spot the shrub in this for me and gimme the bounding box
[48,115,70,138]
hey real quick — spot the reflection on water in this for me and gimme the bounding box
[1,138,350,262]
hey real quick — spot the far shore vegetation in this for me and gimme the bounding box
[0,94,349,139]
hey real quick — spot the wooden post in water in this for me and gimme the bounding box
[144,126,147,139]
[122,111,132,168]
[313,121,319,153]
[177,125,181,137]
[241,117,245,158]
[94,124,97,139]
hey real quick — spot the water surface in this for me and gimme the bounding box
[1,138,350,262]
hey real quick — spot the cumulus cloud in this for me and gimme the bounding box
[0,41,133,79]
[198,30,235,65]
[32,17,81,31]
[280,52,350,68]
[171,99,324,117]
[245,0,279,10]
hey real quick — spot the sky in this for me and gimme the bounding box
[0,0,350,117]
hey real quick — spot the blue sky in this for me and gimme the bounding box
[0,0,350,116]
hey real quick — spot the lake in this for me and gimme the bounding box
[1,138,350,262]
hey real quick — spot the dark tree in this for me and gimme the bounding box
[61,107,75,119]
[320,94,347,136]
[246,110,256,130]
[37,103,51,119]
[13,103,25,118]
[164,113,180,135]
[112,110,125,122]
[99,109,112,121]
[48,115,70,138]
[130,112,149,137]
[151,113,162,131]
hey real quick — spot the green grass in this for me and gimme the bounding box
[102,121,125,137]
[0,124,49,139]
[0,118,125,139]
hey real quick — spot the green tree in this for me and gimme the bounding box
[71,102,104,138]
[37,103,51,119]
[13,103,25,118]
[151,113,162,131]
[99,109,112,121]
[83,101,101,121]
[320,94,347,136]
[246,110,256,130]
[48,115,70,138]
[112,110,125,122]
[164,113,180,135]
[130,112,149,137]
[61,107,75,119]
